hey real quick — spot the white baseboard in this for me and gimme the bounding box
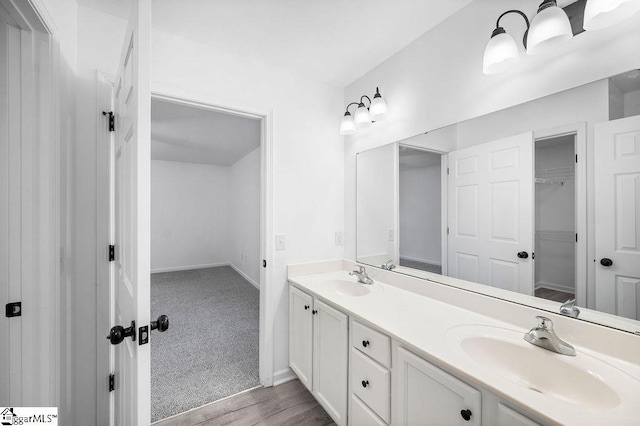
[273,367,297,386]
[151,262,229,274]
[230,263,260,290]
[535,281,574,294]
[399,255,441,266]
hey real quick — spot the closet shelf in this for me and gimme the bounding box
[535,165,575,185]
[536,230,576,242]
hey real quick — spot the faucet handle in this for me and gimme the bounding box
[356,265,365,273]
[561,298,575,308]
[536,316,553,331]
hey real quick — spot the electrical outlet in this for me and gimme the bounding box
[388,229,394,242]
[335,231,344,246]
[275,234,286,251]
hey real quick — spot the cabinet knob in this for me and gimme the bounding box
[460,409,472,421]
[304,305,309,310]
[312,309,317,315]
[362,340,370,348]
[361,380,369,388]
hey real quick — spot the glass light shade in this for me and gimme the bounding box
[340,113,356,135]
[526,4,573,55]
[369,96,388,120]
[584,0,640,30]
[483,31,519,75]
[354,104,372,128]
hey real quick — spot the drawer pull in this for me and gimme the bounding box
[362,340,370,348]
[460,409,472,421]
[361,379,369,388]
[312,309,317,315]
[304,305,309,310]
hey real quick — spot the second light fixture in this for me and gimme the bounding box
[340,87,388,135]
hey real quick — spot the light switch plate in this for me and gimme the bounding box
[335,231,344,245]
[275,234,286,251]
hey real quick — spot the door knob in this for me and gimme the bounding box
[151,315,169,332]
[107,320,136,345]
[600,258,613,267]
[460,409,472,421]
[517,251,529,259]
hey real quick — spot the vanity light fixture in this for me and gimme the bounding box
[583,0,640,30]
[483,0,572,74]
[340,87,388,135]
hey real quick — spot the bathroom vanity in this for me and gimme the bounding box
[288,260,640,426]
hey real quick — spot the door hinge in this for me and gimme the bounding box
[447,167,450,175]
[447,227,450,235]
[263,259,267,268]
[109,245,115,262]
[108,374,115,392]
[5,302,21,317]
[102,111,115,132]
[575,154,578,163]
[576,233,578,242]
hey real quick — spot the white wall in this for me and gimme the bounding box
[399,165,441,265]
[356,143,397,265]
[344,0,640,261]
[151,160,231,272]
[230,147,261,286]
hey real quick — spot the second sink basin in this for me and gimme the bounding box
[447,325,638,409]
[324,279,372,297]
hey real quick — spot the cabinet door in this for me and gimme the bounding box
[394,347,481,426]
[496,403,539,426]
[313,299,348,425]
[289,285,313,391]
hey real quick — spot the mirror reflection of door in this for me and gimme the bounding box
[398,146,443,274]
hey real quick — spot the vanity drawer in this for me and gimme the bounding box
[351,393,387,426]
[352,320,390,368]
[351,347,390,423]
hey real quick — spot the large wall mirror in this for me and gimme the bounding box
[356,69,640,334]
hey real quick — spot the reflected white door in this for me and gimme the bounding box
[112,0,152,424]
[594,115,640,320]
[448,132,534,294]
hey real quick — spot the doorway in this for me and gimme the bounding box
[148,97,263,422]
[534,134,576,303]
[398,145,443,274]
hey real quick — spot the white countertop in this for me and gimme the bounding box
[288,267,640,426]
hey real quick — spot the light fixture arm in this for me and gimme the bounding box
[494,9,530,48]
[359,95,372,108]
[344,102,360,114]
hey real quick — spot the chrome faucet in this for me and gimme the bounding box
[524,316,576,356]
[350,265,373,285]
[381,260,396,271]
[560,298,580,318]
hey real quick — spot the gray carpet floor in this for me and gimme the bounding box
[151,266,260,422]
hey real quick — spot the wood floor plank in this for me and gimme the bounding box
[155,379,334,426]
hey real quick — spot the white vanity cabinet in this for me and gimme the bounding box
[349,320,391,425]
[289,285,348,425]
[393,346,482,426]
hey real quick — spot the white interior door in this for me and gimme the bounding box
[111,1,151,424]
[448,132,534,294]
[594,115,640,320]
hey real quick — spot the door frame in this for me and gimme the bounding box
[97,81,275,423]
[149,86,275,385]
[534,122,587,307]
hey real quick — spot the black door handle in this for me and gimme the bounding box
[461,409,472,421]
[151,315,169,332]
[600,258,613,267]
[107,321,136,345]
[517,251,529,259]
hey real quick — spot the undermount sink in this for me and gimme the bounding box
[323,279,372,297]
[447,325,639,409]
